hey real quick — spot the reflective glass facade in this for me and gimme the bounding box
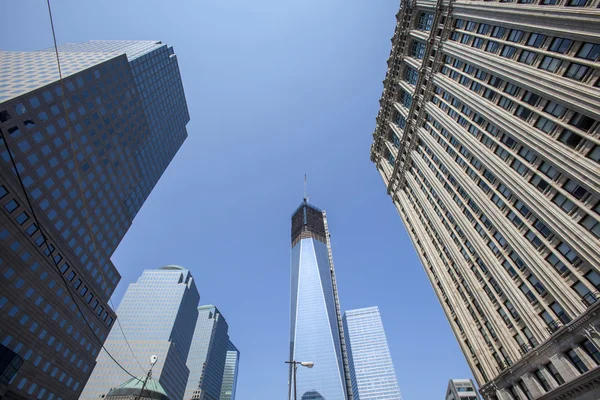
[184,305,231,400]
[219,341,239,400]
[290,202,348,400]
[0,40,189,399]
[343,307,402,400]
[80,266,200,400]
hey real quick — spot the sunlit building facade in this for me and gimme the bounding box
[219,341,240,400]
[446,379,480,400]
[343,307,402,400]
[80,266,200,400]
[289,201,353,400]
[0,40,189,399]
[371,1,600,399]
[184,305,230,400]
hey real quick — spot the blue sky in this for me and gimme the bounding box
[2,1,475,399]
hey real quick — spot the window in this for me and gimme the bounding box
[418,12,434,31]
[567,0,587,6]
[528,274,547,295]
[508,29,524,43]
[486,41,500,53]
[553,193,575,212]
[405,67,419,85]
[585,270,600,290]
[519,51,537,65]
[565,63,590,81]
[539,161,558,179]
[520,283,537,302]
[546,362,565,385]
[573,281,594,303]
[566,348,589,373]
[563,179,588,200]
[539,56,561,72]
[518,380,533,400]
[577,43,600,61]
[581,339,600,365]
[557,241,579,263]
[544,101,566,118]
[550,302,571,324]
[491,26,506,38]
[527,33,546,48]
[400,90,412,109]
[550,38,573,54]
[535,369,551,392]
[559,130,583,148]
[5,200,18,213]
[478,24,490,34]
[501,45,517,58]
[411,41,426,59]
[569,112,596,132]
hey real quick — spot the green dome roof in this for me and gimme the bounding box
[106,376,168,399]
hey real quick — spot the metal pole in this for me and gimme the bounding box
[294,363,298,400]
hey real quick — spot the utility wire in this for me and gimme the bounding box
[45,0,145,374]
[0,128,141,382]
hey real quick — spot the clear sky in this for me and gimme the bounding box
[1,1,475,399]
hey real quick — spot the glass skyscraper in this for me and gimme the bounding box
[0,40,189,399]
[220,340,240,400]
[80,265,200,400]
[343,307,402,400]
[289,200,352,400]
[184,305,231,400]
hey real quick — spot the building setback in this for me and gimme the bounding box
[219,340,240,400]
[446,379,480,400]
[289,200,353,400]
[343,307,402,400]
[0,40,189,399]
[370,0,600,399]
[80,266,200,400]
[184,305,231,400]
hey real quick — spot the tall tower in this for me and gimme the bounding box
[289,200,352,400]
[80,265,200,400]
[184,305,231,400]
[220,340,240,400]
[0,40,189,399]
[343,307,402,400]
[370,0,600,399]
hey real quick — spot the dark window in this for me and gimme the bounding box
[5,199,18,213]
[535,369,551,392]
[566,348,589,373]
[558,130,583,149]
[569,113,595,132]
[539,56,561,72]
[565,63,590,81]
[15,212,29,225]
[577,43,600,61]
[527,33,546,48]
[549,38,573,54]
[581,339,600,365]
[508,29,524,43]
[518,380,533,400]
[492,26,506,38]
[67,271,76,282]
[0,185,7,199]
[546,362,565,385]
[73,279,82,290]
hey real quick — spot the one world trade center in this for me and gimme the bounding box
[289,199,353,400]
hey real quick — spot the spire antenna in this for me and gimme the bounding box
[304,174,309,203]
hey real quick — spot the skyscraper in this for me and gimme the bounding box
[446,379,480,400]
[184,305,231,400]
[370,1,600,399]
[80,265,200,400]
[0,40,189,399]
[220,341,240,400]
[289,200,352,400]
[343,307,402,400]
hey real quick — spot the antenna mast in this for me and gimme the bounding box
[304,174,309,203]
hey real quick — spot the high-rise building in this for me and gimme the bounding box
[370,1,600,399]
[343,307,402,400]
[219,341,240,400]
[184,305,231,400]
[446,379,480,400]
[0,40,189,399]
[80,266,200,400]
[289,200,352,400]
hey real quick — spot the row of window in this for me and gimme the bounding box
[0,184,113,327]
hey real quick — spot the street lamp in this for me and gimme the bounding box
[285,360,314,400]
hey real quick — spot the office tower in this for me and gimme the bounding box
[343,307,402,400]
[104,376,170,400]
[370,0,600,399]
[289,200,352,400]
[184,305,231,400]
[80,265,200,400]
[220,341,240,400]
[446,379,480,400]
[0,40,189,399]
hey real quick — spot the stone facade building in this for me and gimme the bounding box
[370,0,600,399]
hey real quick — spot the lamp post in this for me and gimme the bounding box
[285,360,314,400]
